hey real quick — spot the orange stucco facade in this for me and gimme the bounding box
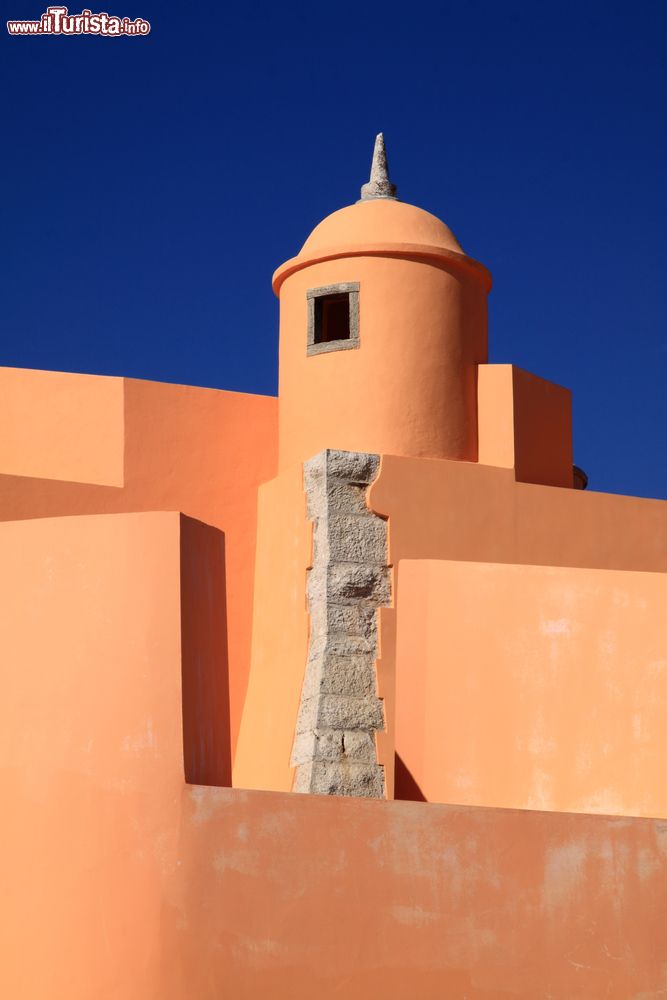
[395,559,667,816]
[2,141,666,995]
[0,368,278,763]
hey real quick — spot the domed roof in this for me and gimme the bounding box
[272,133,491,294]
[300,198,464,257]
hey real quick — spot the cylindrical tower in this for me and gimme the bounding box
[273,135,492,470]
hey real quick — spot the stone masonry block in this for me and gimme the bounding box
[300,652,378,701]
[292,728,377,768]
[307,760,385,797]
[324,480,369,515]
[308,633,376,660]
[290,729,319,766]
[341,730,377,761]
[310,449,379,485]
[326,514,387,564]
[327,563,391,605]
[317,693,384,731]
[308,603,378,645]
[292,450,390,799]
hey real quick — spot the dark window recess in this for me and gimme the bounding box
[314,293,351,344]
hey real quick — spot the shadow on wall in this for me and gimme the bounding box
[180,515,231,786]
[394,753,426,802]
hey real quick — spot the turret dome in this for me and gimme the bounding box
[300,198,464,257]
[273,133,489,294]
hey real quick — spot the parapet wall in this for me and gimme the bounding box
[369,452,667,798]
[167,789,667,999]
[0,366,279,761]
[395,559,667,816]
[1,493,665,999]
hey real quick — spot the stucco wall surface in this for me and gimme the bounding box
[370,453,667,795]
[0,511,186,999]
[278,254,487,469]
[233,465,311,792]
[163,789,667,1000]
[1,511,665,999]
[395,559,667,816]
[0,366,278,757]
[477,364,573,487]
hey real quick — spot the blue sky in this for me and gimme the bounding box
[3,1,665,498]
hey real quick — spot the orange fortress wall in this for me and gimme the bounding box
[0,366,125,486]
[369,455,667,798]
[0,513,664,997]
[395,559,667,816]
[0,366,278,761]
[477,363,573,487]
[3,137,667,997]
[233,465,311,792]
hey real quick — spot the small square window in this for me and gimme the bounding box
[314,293,350,344]
[307,283,359,356]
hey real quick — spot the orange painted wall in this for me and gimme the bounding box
[163,791,667,999]
[0,367,278,758]
[233,454,667,798]
[0,367,125,486]
[180,515,231,786]
[277,256,487,469]
[233,465,311,792]
[395,559,667,816]
[2,510,665,999]
[370,454,667,574]
[478,364,573,487]
[369,455,667,794]
[0,512,185,999]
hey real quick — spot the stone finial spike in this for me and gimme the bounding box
[359,133,397,201]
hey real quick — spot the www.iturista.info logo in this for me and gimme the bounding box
[7,6,151,35]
